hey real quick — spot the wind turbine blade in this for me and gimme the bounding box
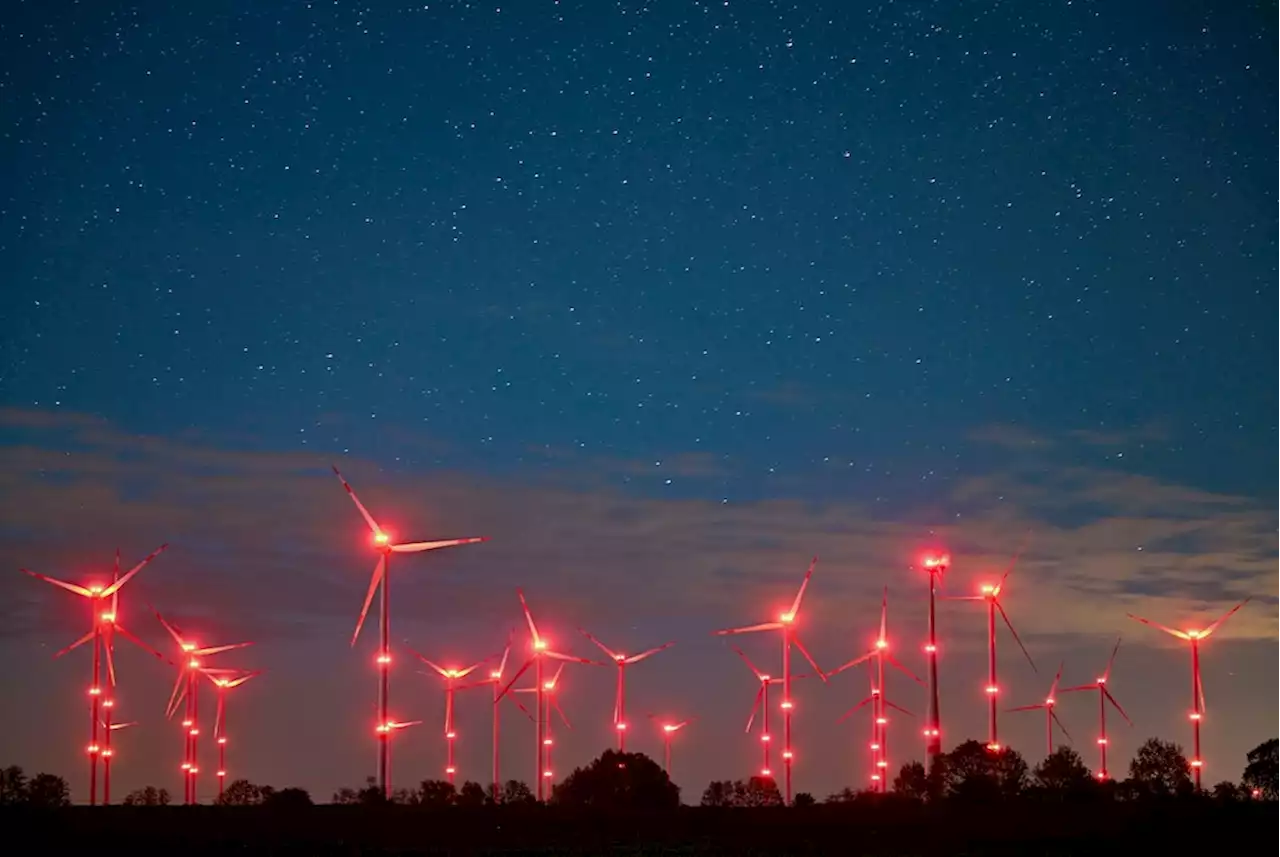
[1006,703,1046,712]
[886,653,926,686]
[507,695,536,722]
[517,589,541,648]
[1197,672,1206,716]
[878,587,888,644]
[101,544,169,597]
[940,595,984,602]
[745,686,764,733]
[497,637,512,678]
[164,669,187,720]
[1057,685,1096,694]
[883,699,915,717]
[496,658,534,703]
[715,622,783,636]
[193,642,253,657]
[149,606,188,649]
[996,602,1037,673]
[351,556,385,647]
[554,697,572,730]
[1126,613,1188,640]
[104,634,117,687]
[1102,687,1134,726]
[836,696,874,724]
[544,650,594,664]
[224,670,262,689]
[114,624,167,662]
[578,628,619,660]
[792,636,827,683]
[332,466,382,534]
[52,630,96,659]
[1048,661,1065,698]
[391,537,488,553]
[787,556,818,618]
[402,643,447,676]
[457,659,489,679]
[549,662,566,687]
[826,650,874,678]
[20,569,94,598]
[625,642,675,664]
[1103,637,1123,681]
[727,644,766,679]
[110,721,137,731]
[997,530,1033,593]
[1050,709,1073,742]
[215,693,225,739]
[1202,597,1251,638]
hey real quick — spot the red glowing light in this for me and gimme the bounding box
[781,700,793,709]
[986,685,999,694]
[1190,759,1202,767]
[446,731,456,739]
[217,770,226,777]
[922,554,950,570]
[542,770,553,778]
[782,750,793,759]
[876,717,887,725]
[616,722,627,730]
[875,639,887,649]
[980,583,995,595]
[374,531,390,545]
[760,734,771,742]
[533,639,547,651]
[761,768,771,776]
[218,737,227,745]
[924,644,936,653]
[1189,712,1201,720]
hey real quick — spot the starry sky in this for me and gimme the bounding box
[0,0,1275,804]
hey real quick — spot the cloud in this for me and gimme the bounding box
[967,423,1054,451]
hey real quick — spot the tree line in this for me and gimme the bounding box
[3,736,1274,809]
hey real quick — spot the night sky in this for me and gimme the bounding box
[0,0,1275,805]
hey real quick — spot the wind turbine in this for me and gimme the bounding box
[1007,662,1072,755]
[406,645,492,784]
[331,465,489,798]
[1060,638,1132,781]
[578,627,673,750]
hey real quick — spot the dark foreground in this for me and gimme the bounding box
[4,799,1272,855]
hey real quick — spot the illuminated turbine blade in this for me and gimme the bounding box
[792,636,827,682]
[1048,662,1065,698]
[745,685,765,733]
[1103,687,1133,726]
[496,638,512,678]
[165,669,188,719]
[456,659,488,679]
[1103,637,1123,681]
[715,622,783,636]
[496,657,534,703]
[1050,709,1072,742]
[837,696,874,724]
[996,530,1032,594]
[887,653,925,686]
[351,555,386,647]
[626,642,675,664]
[996,602,1037,673]
[1007,703,1046,712]
[114,624,167,662]
[787,556,819,618]
[554,697,571,729]
[883,699,915,717]
[579,628,619,660]
[331,465,382,534]
[826,650,874,678]
[1125,613,1188,640]
[404,644,447,676]
[549,662,566,687]
[104,634,118,687]
[193,641,252,657]
[391,537,488,553]
[101,543,169,598]
[52,630,96,659]
[517,589,540,647]
[728,644,767,679]
[543,650,592,664]
[224,670,262,690]
[149,607,188,649]
[215,693,225,739]
[20,569,94,599]
[1202,597,1251,638]
[507,695,536,722]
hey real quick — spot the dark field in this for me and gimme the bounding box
[4,799,1271,856]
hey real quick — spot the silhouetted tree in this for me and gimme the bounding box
[457,781,486,807]
[552,750,679,810]
[351,775,389,805]
[892,761,929,801]
[25,773,70,807]
[486,779,535,805]
[331,787,360,805]
[1127,738,1192,797]
[938,740,1027,801]
[216,778,267,805]
[1242,738,1277,800]
[262,787,312,809]
[1210,781,1247,802]
[417,779,456,806]
[792,791,816,807]
[700,780,734,807]
[0,766,27,804]
[390,787,417,805]
[824,787,861,804]
[1033,746,1096,797]
[123,786,170,806]
[732,776,784,808]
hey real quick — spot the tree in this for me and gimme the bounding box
[25,773,71,807]
[216,778,267,805]
[732,776,784,808]
[331,787,361,805]
[1127,738,1192,796]
[1211,781,1247,802]
[457,781,486,807]
[416,779,456,806]
[792,791,816,808]
[552,750,679,810]
[892,761,929,801]
[123,786,171,806]
[824,787,860,804]
[483,782,535,808]
[700,780,734,807]
[262,787,312,809]
[1033,746,1096,796]
[937,740,1028,801]
[0,766,27,805]
[1242,738,1277,800]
